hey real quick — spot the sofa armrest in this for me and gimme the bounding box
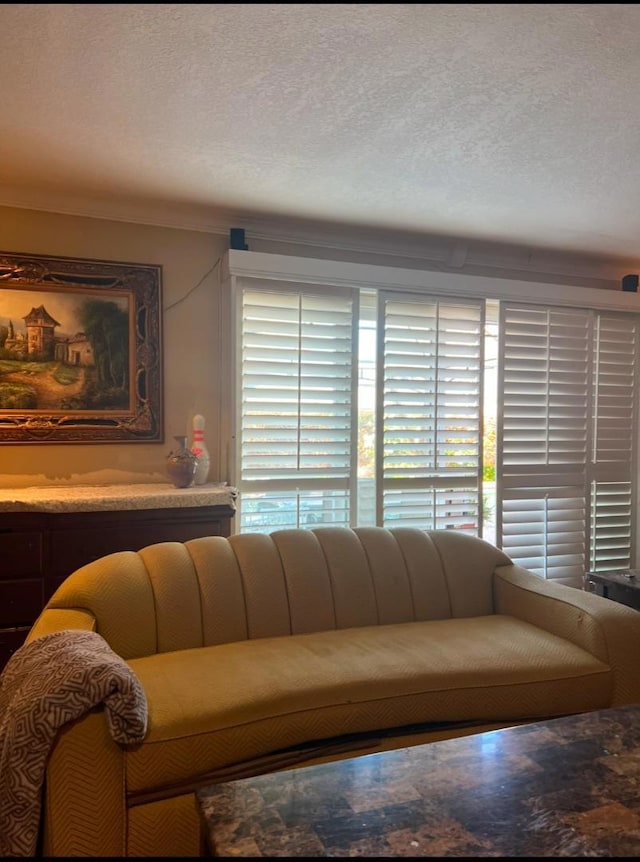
[27,608,97,643]
[42,710,127,856]
[494,563,640,706]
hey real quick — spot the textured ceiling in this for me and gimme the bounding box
[2,3,640,261]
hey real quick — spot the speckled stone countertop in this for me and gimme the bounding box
[198,704,640,857]
[0,483,237,513]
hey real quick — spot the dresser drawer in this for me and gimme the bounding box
[0,502,234,627]
[0,579,43,625]
[49,526,157,577]
[0,531,43,579]
[0,626,30,672]
[49,517,227,578]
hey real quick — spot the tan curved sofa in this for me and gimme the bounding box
[27,526,640,857]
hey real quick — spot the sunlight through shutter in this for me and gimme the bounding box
[498,304,638,586]
[590,313,638,571]
[238,284,357,532]
[378,293,483,531]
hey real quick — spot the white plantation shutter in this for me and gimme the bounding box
[590,313,638,571]
[227,251,640,552]
[498,303,638,586]
[498,304,589,585]
[378,292,484,531]
[237,284,357,532]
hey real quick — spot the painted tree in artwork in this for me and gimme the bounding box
[77,300,129,393]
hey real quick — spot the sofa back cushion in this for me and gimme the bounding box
[43,527,511,659]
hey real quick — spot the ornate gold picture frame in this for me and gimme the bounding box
[0,251,163,443]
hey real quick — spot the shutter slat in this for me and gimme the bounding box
[499,304,638,582]
[380,292,483,531]
[239,285,357,529]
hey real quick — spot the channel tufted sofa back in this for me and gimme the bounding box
[24,525,640,858]
[38,527,512,659]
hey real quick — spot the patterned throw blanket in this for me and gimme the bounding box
[0,629,148,857]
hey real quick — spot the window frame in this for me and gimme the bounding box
[221,250,640,562]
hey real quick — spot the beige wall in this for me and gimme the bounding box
[0,204,632,491]
[0,205,228,488]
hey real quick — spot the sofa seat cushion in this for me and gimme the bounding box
[125,615,612,795]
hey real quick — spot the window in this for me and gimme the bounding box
[376,292,484,530]
[498,304,638,584]
[223,251,639,588]
[236,283,357,531]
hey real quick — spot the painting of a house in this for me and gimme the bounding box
[0,289,130,412]
[23,305,61,358]
[0,251,162,444]
[3,320,27,357]
[55,333,95,366]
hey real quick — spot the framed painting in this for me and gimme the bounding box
[0,250,163,443]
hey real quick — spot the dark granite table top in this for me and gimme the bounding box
[197,704,640,857]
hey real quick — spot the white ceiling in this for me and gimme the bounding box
[3,3,640,265]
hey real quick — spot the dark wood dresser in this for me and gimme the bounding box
[0,483,237,671]
[584,569,640,611]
